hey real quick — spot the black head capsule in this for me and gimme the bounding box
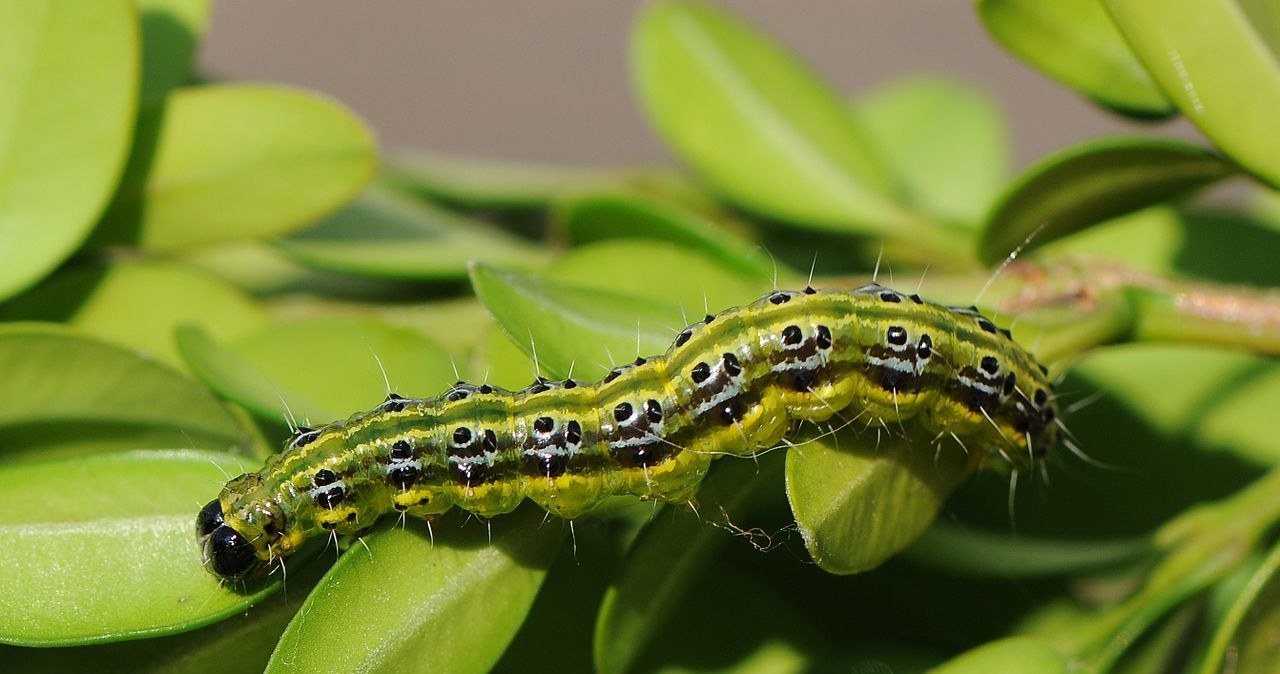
[196,499,224,537]
[205,524,260,580]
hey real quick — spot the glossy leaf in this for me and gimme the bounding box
[785,426,974,574]
[1199,538,1280,673]
[95,84,377,251]
[274,184,545,281]
[470,263,684,381]
[553,189,774,278]
[0,0,136,300]
[0,260,266,366]
[179,317,457,427]
[138,0,211,107]
[927,637,1070,674]
[631,1,913,236]
[384,151,619,210]
[545,239,771,313]
[232,317,458,419]
[623,561,824,674]
[0,556,323,674]
[979,138,1232,265]
[181,239,424,299]
[594,454,783,674]
[0,324,254,464]
[856,76,1010,226]
[1105,0,1280,187]
[907,521,1151,578]
[0,450,280,646]
[978,0,1173,116]
[176,324,334,425]
[265,295,497,361]
[265,507,561,674]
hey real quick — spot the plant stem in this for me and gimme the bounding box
[1057,466,1280,671]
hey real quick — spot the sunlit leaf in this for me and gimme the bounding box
[95,84,376,251]
[978,0,1173,117]
[1105,0,1280,187]
[979,138,1232,265]
[0,450,280,646]
[0,0,136,300]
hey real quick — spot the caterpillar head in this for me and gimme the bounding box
[196,473,290,581]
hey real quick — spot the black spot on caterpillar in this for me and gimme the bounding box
[198,284,1058,580]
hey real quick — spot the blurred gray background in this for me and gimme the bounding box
[200,2,1190,169]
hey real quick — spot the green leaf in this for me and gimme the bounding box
[138,0,211,107]
[176,324,334,425]
[631,1,912,237]
[553,189,774,278]
[856,76,1010,225]
[179,317,458,427]
[470,263,684,381]
[384,151,620,211]
[181,239,424,298]
[475,327,539,391]
[273,184,546,281]
[95,84,377,251]
[0,450,280,646]
[545,239,771,313]
[234,317,458,420]
[906,521,1152,578]
[785,426,974,574]
[0,545,327,674]
[926,637,1070,674]
[1104,0,1280,187]
[979,138,1232,265]
[0,324,254,464]
[0,0,137,300]
[1198,538,1280,674]
[265,295,497,360]
[0,260,266,366]
[594,454,783,674]
[265,507,561,674]
[977,0,1173,117]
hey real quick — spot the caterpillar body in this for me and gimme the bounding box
[197,283,1059,580]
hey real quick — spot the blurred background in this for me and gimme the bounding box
[200,2,1196,167]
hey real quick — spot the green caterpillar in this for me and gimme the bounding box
[198,283,1059,580]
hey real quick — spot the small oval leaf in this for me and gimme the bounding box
[179,317,458,427]
[546,239,770,313]
[0,450,280,646]
[470,263,684,381]
[175,324,334,425]
[632,1,912,236]
[0,260,266,366]
[232,317,458,419]
[0,324,254,464]
[927,637,1070,674]
[785,426,973,574]
[265,507,560,674]
[384,151,619,211]
[553,189,774,278]
[0,0,137,300]
[274,184,545,281]
[978,0,1173,117]
[979,138,1232,265]
[594,454,782,674]
[856,76,1010,226]
[1105,0,1280,188]
[95,84,377,251]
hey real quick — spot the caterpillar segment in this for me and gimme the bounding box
[198,284,1059,580]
